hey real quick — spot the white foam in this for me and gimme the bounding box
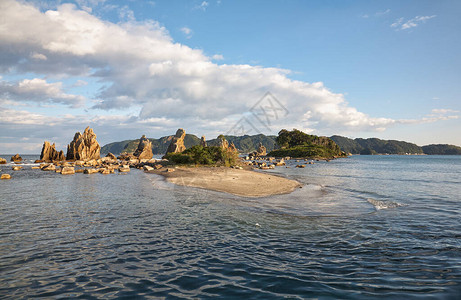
[367,198,403,210]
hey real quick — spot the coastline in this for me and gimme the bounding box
[149,166,302,197]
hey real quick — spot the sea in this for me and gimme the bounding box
[0,155,460,299]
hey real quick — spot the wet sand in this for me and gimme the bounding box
[151,166,301,197]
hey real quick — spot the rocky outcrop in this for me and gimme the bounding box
[133,135,153,159]
[200,136,207,147]
[66,126,101,161]
[218,136,229,149]
[105,152,117,160]
[229,142,238,152]
[0,158,6,164]
[165,128,186,154]
[40,141,65,162]
[256,143,266,156]
[10,154,22,162]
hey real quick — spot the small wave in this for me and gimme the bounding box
[367,198,403,210]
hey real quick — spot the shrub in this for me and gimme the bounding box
[165,145,239,166]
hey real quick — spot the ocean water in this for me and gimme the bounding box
[0,155,460,299]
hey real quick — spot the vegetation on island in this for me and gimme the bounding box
[268,129,346,159]
[330,135,423,155]
[164,145,239,167]
[421,144,461,155]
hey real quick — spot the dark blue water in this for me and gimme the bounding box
[1,155,460,299]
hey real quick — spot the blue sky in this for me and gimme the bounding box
[0,0,460,153]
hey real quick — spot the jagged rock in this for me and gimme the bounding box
[12,166,22,171]
[200,135,207,147]
[40,141,65,162]
[256,143,266,156]
[61,167,75,175]
[1,174,11,180]
[133,135,153,159]
[229,142,238,152]
[66,126,101,161]
[106,152,117,160]
[166,128,186,154]
[0,158,6,164]
[218,136,229,149]
[10,154,22,162]
[296,164,305,168]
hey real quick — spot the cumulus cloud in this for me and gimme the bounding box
[391,15,436,31]
[0,78,86,107]
[0,0,452,151]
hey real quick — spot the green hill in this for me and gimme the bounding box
[421,144,461,155]
[330,135,423,155]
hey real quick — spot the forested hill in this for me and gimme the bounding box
[330,136,461,155]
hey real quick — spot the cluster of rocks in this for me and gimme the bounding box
[247,143,267,160]
[1,127,169,180]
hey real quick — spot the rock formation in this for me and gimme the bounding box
[229,142,238,152]
[166,128,186,154]
[200,135,207,147]
[66,126,101,161]
[40,141,65,162]
[1,174,11,180]
[10,154,22,162]
[218,135,229,149]
[133,135,153,159]
[0,157,6,164]
[256,143,267,156]
[105,153,117,160]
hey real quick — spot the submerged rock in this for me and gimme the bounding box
[0,158,6,164]
[66,126,101,161]
[40,141,65,162]
[10,154,22,162]
[165,128,186,155]
[133,135,153,159]
[1,174,11,180]
[12,166,22,171]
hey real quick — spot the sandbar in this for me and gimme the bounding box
[151,166,301,197]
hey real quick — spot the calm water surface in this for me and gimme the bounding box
[0,155,460,299]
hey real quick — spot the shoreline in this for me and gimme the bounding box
[149,166,302,198]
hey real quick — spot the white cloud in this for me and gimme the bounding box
[180,26,193,38]
[0,78,86,107]
[30,52,47,60]
[391,15,436,31]
[196,1,209,11]
[212,54,224,60]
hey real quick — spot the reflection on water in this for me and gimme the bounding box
[0,155,460,298]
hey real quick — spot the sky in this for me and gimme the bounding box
[0,0,460,154]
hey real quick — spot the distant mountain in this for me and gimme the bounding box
[330,135,423,155]
[101,133,278,155]
[421,144,461,155]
